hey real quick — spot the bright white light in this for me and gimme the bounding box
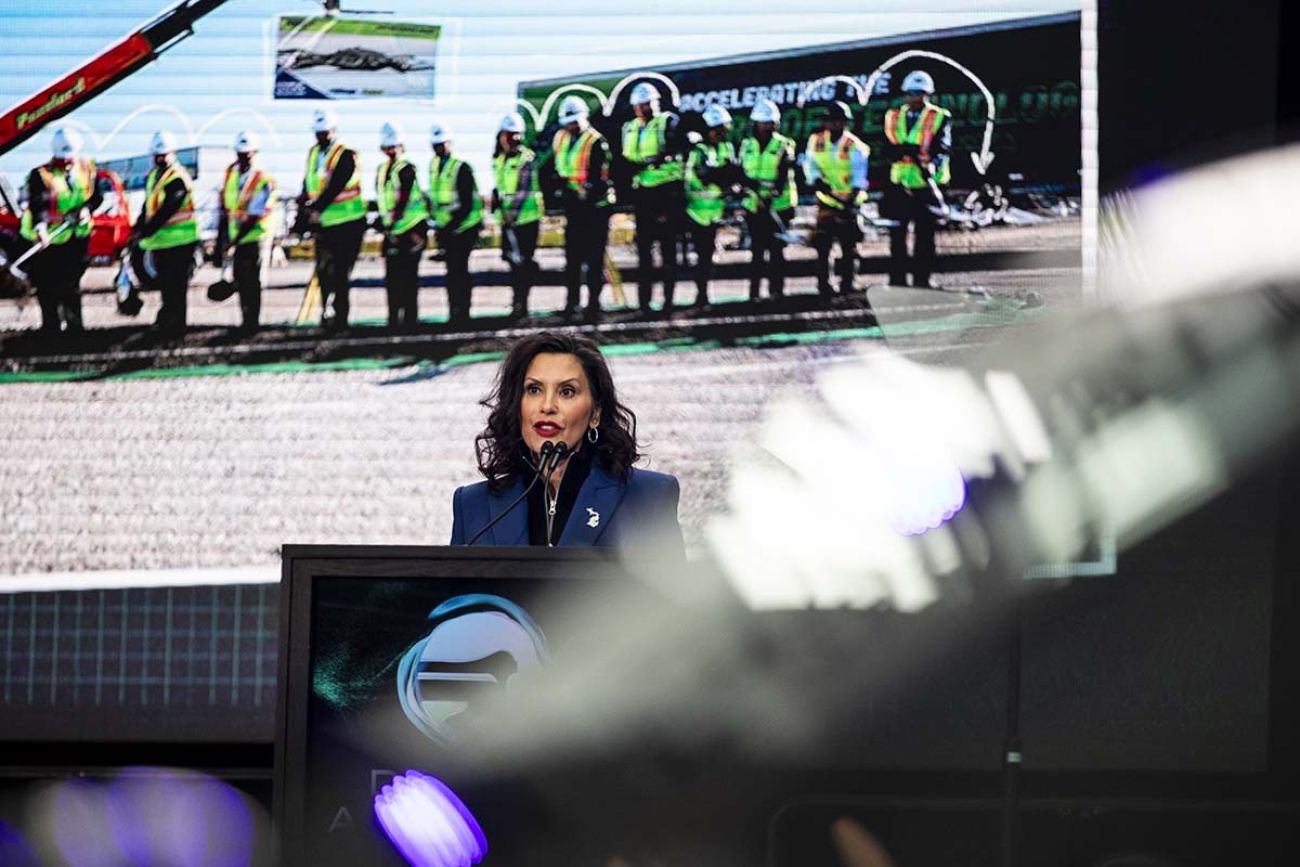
[374,770,487,867]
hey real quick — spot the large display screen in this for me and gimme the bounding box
[0,0,1092,743]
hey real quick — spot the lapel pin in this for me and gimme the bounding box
[586,507,600,528]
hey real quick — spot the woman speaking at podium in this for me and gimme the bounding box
[451,332,684,554]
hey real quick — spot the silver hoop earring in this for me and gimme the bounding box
[587,426,600,444]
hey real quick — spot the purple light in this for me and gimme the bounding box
[49,777,125,867]
[105,767,254,867]
[0,820,38,867]
[374,770,487,867]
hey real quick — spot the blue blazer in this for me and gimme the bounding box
[450,463,684,555]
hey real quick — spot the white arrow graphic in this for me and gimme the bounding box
[100,103,197,153]
[538,84,612,127]
[196,108,284,148]
[605,71,682,116]
[864,49,998,176]
[795,74,870,108]
[514,98,542,132]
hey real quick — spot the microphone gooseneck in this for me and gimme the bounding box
[464,441,556,546]
[541,441,571,546]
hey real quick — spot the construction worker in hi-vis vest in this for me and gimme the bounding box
[740,99,797,302]
[492,112,543,320]
[882,70,952,289]
[684,105,746,308]
[20,125,102,334]
[301,108,364,333]
[428,121,483,326]
[131,130,199,335]
[804,101,869,296]
[549,95,614,322]
[376,122,429,330]
[215,130,276,333]
[621,81,684,315]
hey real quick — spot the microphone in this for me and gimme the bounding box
[464,442,554,546]
[540,441,570,545]
[545,441,570,476]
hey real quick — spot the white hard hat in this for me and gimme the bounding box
[50,126,83,158]
[557,95,590,125]
[233,130,260,153]
[380,122,403,148]
[312,108,339,133]
[702,105,733,128]
[149,131,178,156]
[630,82,661,106]
[429,122,451,145]
[901,70,936,94]
[750,99,781,125]
[499,112,526,134]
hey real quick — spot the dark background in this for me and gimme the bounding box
[1099,0,1286,190]
[523,13,1083,195]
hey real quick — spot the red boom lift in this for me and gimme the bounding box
[0,1,230,261]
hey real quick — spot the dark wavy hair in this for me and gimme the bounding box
[476,332,640,491]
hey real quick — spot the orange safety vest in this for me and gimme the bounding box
[884,104,951,188]
[552,128,612,206]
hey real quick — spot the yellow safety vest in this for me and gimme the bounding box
[492,146,542,226]
[685,140,737,227]
[805,130,870,210]
[304,141,364,227]
[739,133,796,213]
[884,103,952,188]
[139,161,199,251]
[376,156,430,235]
[621,113,682,189]
[20,159,96,244]
[428,154,483,234]
[222,162,276,245]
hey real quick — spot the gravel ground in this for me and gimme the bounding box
[0,342,897,575]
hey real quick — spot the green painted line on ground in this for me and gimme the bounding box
[438,351,505,368]
[0,299,1036,385]
[114,357,414,380]
[0,370,102,384]
[736,327,883,347]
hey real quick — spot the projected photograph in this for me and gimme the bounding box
[274,16,442,101]
[0,0,1090,750]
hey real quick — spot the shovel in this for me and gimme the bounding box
[7,199,115,282]
[501,221,523,267]
[768,207,802,246]
[6,216,79,282]
[206,262,239,302]
[114,249,145,316]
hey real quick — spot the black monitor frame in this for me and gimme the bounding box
[272,544,616,860]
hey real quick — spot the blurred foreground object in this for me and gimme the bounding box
[25,767,266,866]
[713,142,1300,611]
[1100,143,1300,308]
[373,770,488,867]
[831,818,899,867]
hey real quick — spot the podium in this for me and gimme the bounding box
[273,544,640,865]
